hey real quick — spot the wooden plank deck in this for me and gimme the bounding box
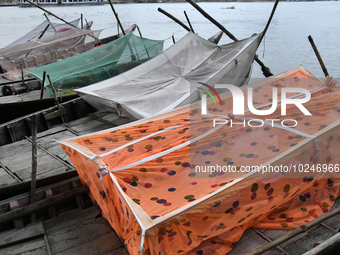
[0,206,128,255]
[0,110,132,255]
[1,105,340,254]
[0,110,130,187]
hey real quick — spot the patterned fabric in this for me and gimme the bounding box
[60,66,340,254]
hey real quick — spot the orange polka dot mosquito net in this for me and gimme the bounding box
[60,66,340,255]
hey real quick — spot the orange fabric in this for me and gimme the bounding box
[60,67,340,254]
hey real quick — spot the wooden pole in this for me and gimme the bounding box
[47,74,65,123]
[81,13,83,29]
[184,11,195,33]
[158,8,190,32]
[25,24,50,58]
[27,0,77,29]
[20,63,25,87]
[136,26,150,59]
[185,0,237,41]
[108,0,125,36]
[30,114,37,223]
[40,71,46,100]
[185,0,276,77]
[39,24,51,40]
[259,0,279,45]
[44,13,56,32]
[245,206,340,255]
[27,0,98,42]
[0,185,89,225]
[308,35,329,77]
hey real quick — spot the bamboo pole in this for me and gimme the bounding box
[136,26,150,59]
[20,63,25,87]
[27,0,98,42]
[0,78,35,86]
[245,206,340,255]
[184,11,195,33]
[26,0,77,29]
[185,0,278,77]
[308,35,329,77]
[44,13,56,32]
[185,0,237,41]
[81,13,83,29]
[25,24,50,58]
[40,71,46,100]
[302,231,340,255]
[47,75,65,123]
[258,0,279,45]
[30,114,37,223]
[108,0,125,36]
[158,8,190,32]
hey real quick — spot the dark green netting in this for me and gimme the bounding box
[28,33,164,96]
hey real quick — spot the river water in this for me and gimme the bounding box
[0,1,339,78]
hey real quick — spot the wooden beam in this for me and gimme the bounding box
[0,185,89,225]
[0,221,44,248]
[308,35,329,77]
[158,8,190,32]
[245,206,340,255]
[31,114,38,223]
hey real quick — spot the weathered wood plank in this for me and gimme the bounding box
[53,232,123,255]
[228,228,271,255]
[43,207,100,233]
[9,153,68,180]
[19,246,48,255]
[0,237,46,255]
[0,167,18,187]
[0,176,79,214]
[0,140,32,160]
[281,224,335,255]
[44,108,67,121]
[0,185,89,225]
[45,207,116,254]
[36,125,68,139]
[106,247,130,255]
[0,221,44,248]
[65,117,112,135]
[36,131,76,150]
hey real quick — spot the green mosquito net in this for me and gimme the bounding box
[28,33,164,96]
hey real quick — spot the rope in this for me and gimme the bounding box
[300,48,313,66]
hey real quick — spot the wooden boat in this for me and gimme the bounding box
[0,30,222,124]
[1,87,340,255]
[0,24,137,82]
[18,0,105,7]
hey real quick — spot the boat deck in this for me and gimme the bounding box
[0,206,128,255]
[0,109,131,186]
[0,109,132,254]
[1,101,340,254]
